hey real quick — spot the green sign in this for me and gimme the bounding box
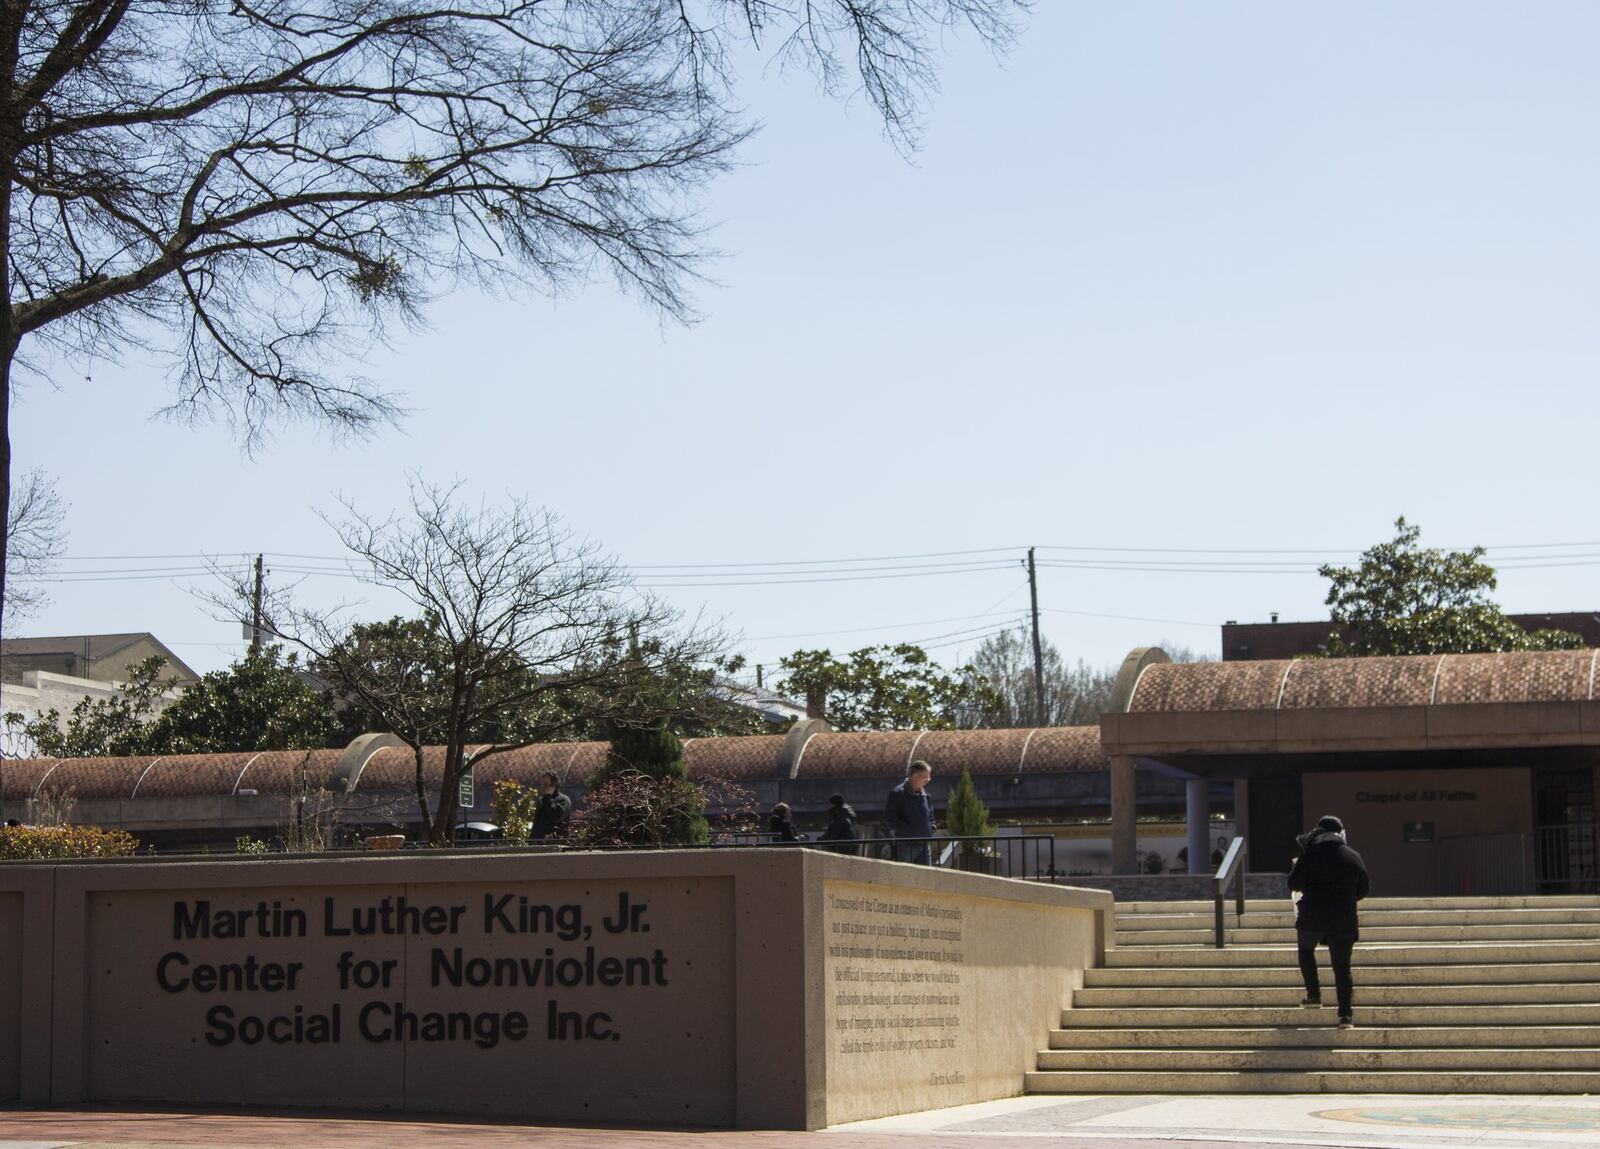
[458,771,475,809]
[1403,820,1434,843]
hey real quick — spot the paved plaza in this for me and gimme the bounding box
[7,1095,1600,1149]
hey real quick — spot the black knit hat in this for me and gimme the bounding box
[1316,814,1344,833]
[828,793,845,807]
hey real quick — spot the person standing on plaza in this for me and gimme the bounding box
[769,802,802,842]
[531,771,572,840]
[884,760,936,864]
[1288,814,1371,1028]
[819,793,858,855]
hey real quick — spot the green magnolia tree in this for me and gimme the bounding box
[6,646,339,757]
[1319,518,1583,657]
[149,645,337,753]
[776,643,989,731]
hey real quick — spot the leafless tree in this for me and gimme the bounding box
[962,629,1118,728]
[0,0,1028,652]
[4,465,66,623]
[243,477,730,844]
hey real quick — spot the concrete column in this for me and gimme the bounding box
[1186,778,1209,875]
[1232,778,1251,871]
[1111,755,1138,874]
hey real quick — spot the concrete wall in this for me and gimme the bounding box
[0,890,21,1100]
[1,671,182,759]
[1303,767,1533,896]
[817,870,1105,1126]
[0,849,1110,1129]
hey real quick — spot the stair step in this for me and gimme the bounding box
[1104,941,1600,966]
[1058,1003,1600,1028]
[1117,923,1600,945]
[1036,1047,1600,1071]
[1118,908,1600,929]
[1085,961,1600,987]
[1114,896,1600,913]
[1049,1025,1600,1049]
[1024,1069,1600,1094]
[1073,983,1600,1008]
[1035,895,1600,1099]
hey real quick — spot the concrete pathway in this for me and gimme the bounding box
[5,1095,1600,1149]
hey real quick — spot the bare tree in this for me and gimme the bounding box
[247,478,728,844]
[4,465,65,624]
[0,0,1028,650]
[962,629,1118,728]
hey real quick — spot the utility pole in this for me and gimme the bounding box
[250,554,265,650]
[1027,546,1045,727]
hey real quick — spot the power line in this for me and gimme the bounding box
[1041,607,1216,629]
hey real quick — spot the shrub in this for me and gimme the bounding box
[570,768,757,848]
[945,768,993,855]
[0,824,140,860]
[493,779,540,845]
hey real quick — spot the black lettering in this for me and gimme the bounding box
[359,1001,392,1043]
[204,1004,235,1045]
[157,951,190,992]
[174,901,210,940]
[485,893,515,933]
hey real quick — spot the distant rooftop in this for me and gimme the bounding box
[0,632,200,685]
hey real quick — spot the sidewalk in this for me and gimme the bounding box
[6,1094,1600,1149]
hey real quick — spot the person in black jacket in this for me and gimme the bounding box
[818,793,858,855]
[1288,814,1371,1028]
[531,772,572,840]
[769,802,802,843]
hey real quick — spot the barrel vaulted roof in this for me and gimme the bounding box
[1126,649,1600,713]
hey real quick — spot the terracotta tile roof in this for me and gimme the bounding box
[2,757,62,803]
[35,755,153,800]
[233,749,343,796]
[910,728,1034,776]
[1432,649,1596,706]
[1127,649,1600,713]
[683,735,786,780]
[793,731,925,778]
[133,753,255,799]
[1017,726,1112,772]
[472,743,609,789]
[1130,661,1288,712]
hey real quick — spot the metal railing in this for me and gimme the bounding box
[1212,836,1248,948]
[1434,830,1530,895]
[717,832,1058,882]
[1535,821,1598,894]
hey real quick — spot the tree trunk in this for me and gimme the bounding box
[0,0,20,656]
[412,743,436,844]
[431,740,462,847]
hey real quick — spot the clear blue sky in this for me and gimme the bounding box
[12,2,1600,682]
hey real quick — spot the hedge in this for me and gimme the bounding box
[0,824,141,859]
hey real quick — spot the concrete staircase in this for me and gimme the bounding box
[1028,895,1600,1093]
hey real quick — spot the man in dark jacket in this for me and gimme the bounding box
[884,760,935,864]
[531,771,572,840]
[1288,814,1371,1028]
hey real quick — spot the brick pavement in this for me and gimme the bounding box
[0,1108,1297,1149]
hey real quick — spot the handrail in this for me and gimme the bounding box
[716,833,1057,881]
[1212,836,1248,948]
